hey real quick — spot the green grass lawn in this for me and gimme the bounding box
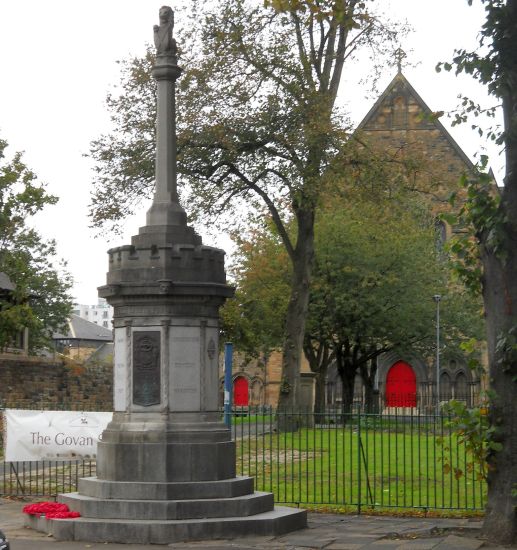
[231,414,274,426]
[234,419,487,512]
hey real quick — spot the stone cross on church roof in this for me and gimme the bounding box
[394,47,407,73]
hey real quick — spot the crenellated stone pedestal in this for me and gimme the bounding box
[24,220,306,542]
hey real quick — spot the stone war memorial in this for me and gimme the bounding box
[25,6,306,544]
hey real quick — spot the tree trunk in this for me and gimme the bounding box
[339,367,356,420]
[481,7,517,539]
[303,339,333,416]
[361,356,379,413]
[480,245,517,545]
[481,78,517,544]
[314,369,327,416]
[277,208,315,430]
[336,355,357,422]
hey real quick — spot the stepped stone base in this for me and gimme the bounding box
[24,476,307,544]
[25,506,306,544]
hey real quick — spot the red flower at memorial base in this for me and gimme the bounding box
[22,501,81,519]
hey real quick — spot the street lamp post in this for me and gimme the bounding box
[433,294,441,415]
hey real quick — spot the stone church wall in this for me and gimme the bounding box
[219,350,314,408]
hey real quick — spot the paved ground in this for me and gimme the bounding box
[1,498,515,549]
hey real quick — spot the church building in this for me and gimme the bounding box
[220,68,484,412]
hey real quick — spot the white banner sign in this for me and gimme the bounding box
[3,409,113,462]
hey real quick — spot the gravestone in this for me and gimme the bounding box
[24,6,306,544]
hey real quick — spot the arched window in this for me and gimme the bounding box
[250,380,263,406]
[392,96,407,127]
[455,372,467,401]
[440,372,452,401]
[385,361,416,407]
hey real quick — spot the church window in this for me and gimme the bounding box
[440,372,452,401]
[392,96,407,127]
[455,372,467,401]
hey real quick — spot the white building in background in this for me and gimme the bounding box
[73,298,114,329]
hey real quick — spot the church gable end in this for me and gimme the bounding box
[356,73,475,205]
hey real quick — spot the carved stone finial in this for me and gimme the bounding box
[394,47,407,74]
[153,6,177,56]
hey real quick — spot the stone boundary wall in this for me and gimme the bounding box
[0,356,113,411]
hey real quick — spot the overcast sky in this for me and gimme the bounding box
[0,1,501,305]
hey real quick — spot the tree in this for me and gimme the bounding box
[309,195,483,415]
[220,225,291,358]
[222,192,483,415]
[0,137,73,352]
[88,0,402,412]
[437,0,517,543]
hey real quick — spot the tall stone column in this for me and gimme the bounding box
[25,7,305,543]
[96,5,234,483]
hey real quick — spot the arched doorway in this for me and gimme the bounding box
[233,376,249,406]
[385,361,417,407]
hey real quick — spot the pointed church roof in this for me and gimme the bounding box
[356,72,475,171]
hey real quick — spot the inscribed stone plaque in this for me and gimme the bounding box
[133,331,161,406]
[170,327,200,411]
[113,327,127,411]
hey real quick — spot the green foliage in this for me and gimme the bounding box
[441,400,493,483]
[224,191,483,384]
[459,337,484,373]
[495,325,517,372]
[442,162,505,295]
[0,137,73,351]
[220,225,291,355]
[313,197,442,351]
[310,194,483,408]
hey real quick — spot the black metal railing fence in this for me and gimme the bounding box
[232,407,487,513]
[0,406,487,512]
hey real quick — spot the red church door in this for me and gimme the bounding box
[233,376,249,406]
[385,361,417,407]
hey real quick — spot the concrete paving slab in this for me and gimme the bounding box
[432,534,484,549]
[366,545,400,550]
[394,539,442,549]
[273,534,337,548]
[325,543,364,550]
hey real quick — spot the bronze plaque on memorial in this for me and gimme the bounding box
[133,331,161,406]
